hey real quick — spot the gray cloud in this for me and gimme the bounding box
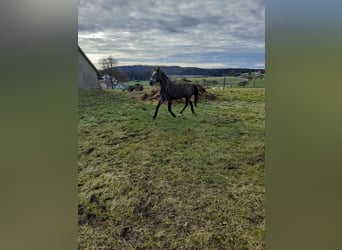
[78,0,265,68]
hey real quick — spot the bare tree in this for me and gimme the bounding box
[98,56,118,89]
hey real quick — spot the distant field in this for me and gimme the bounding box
[78,88,265,249]
[126,75,265,89]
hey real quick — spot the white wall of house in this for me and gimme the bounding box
[78,49,100,88]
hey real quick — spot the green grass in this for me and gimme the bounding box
[78,88,265,249]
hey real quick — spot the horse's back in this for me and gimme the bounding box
[166,82,195,99]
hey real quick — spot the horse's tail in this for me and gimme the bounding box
[193,85,198,107]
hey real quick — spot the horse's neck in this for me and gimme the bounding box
[160,73,171,89]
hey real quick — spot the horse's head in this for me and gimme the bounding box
[149,67,161,86]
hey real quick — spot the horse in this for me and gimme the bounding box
[149,67,198,119]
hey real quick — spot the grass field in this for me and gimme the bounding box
[78,87,265,249]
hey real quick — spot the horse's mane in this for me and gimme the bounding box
[159,69,171,83]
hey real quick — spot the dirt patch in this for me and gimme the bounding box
[201,92,216,100]
[84,147,95,155]
[195,84,206,93]
[141,89,160,101]
[247,153,265,165]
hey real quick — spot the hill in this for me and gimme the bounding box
[117,65,265,81]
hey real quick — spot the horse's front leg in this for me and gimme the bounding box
[168,100,176,117]
[153,96,164,119]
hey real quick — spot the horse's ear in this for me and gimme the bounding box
[156,66,160,72]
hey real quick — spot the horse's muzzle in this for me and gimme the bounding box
[149,80,154,86]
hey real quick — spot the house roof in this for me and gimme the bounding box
[78,46,100,77]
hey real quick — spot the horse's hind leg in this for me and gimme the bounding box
[168,100,176,117]
[179,99,189,115]
[189,99,195,113]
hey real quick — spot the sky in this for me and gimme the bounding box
[78,0,265,69]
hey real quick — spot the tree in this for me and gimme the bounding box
[98,56,118,89]
[111,68,128,83]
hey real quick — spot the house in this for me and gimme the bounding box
[99,74,117,89]
[78,46,101,88]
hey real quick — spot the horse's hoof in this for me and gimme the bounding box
[177,113,182,117]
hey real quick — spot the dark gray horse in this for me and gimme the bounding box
[149,67,198,119]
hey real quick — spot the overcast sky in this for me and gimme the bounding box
[78,0,265,69]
